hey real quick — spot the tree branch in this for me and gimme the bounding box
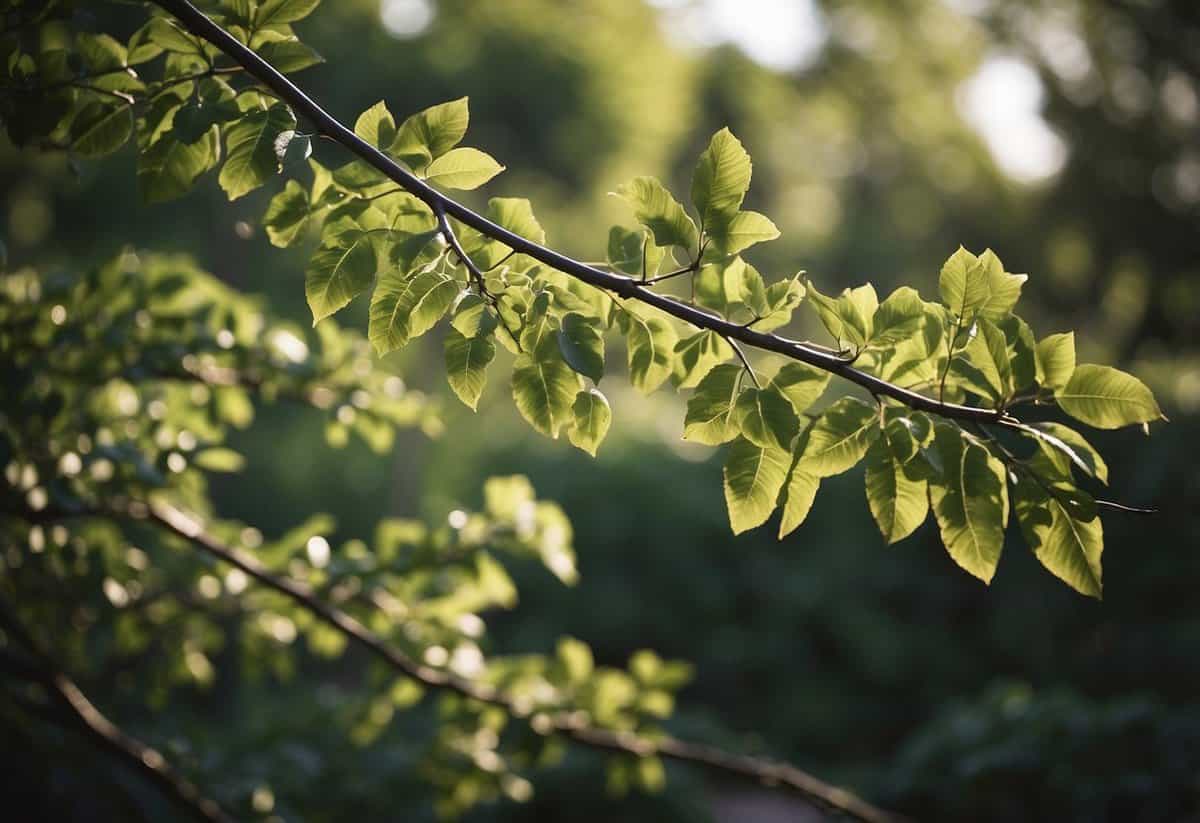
[0,599,232,823]
[151,0,1011,428]
[107,498,905,823]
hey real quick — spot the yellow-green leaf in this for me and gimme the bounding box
[673,330,732,389]
[929,425,1008,584]
[614,176,699,252]
[683,363,742,445]
[367,269,458,352]
[624,310,677,394]
[1013,473,1103,598]
[512,346,582,438]
[444,328,496,410]
[557,313,605,383]
[1055,364,1165,429]
[306,229,377,323]
[392,96,470,167]
[1036,332,1075,390]
[723,436,790,535]
[423,147,504,190]
[799,397,879,477]
[778,455,820,539]
[734,386,798,450]
[864,436,928,544]
[218,102,296,200]
[568,388,612,456]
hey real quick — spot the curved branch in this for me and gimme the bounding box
[152,0,1010,427]
[120,499,905,823]
[0,599,231,823]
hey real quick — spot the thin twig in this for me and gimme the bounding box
[108,498,904,823]
[727,336,760,388]
[433,204,521,348]
[643,264,696,286]
[0,599,231,823]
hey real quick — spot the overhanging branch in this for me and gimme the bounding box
[111,499,905,823]
[153,0,1010,427]
[0,598,232,823]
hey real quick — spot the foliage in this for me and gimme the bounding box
[0,253,691,818]
[0,0,1185,820]
[881,682,1200,822]
[0,0,1165,598]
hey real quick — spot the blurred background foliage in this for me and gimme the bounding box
[3,0,1198,819]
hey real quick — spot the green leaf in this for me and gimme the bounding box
[306,228,377,323]
[938,245,989,320]
[462,197,546,269]
[877,302,946,386]
[444,328,496,411]
[1036,332,1075,390]
[256,0,323,26]
[683,363,742,445]
[614,177,699,253]
[704,210,778,259]
[864,436,928,544]
[723,436,790,535]
[1023,422,1108,484]
[518,291,556,354]
[70,103,132,157]
[218,102,296,200]
[569,388,612,456]
[952,317,1012,404]
[999,315,1038,393]
[734,386,799,450]
[450,293,498,338]
[870,286,925,347]
[778,450,820,539]
[606,226,663,277]
[512,346,583,438]
[693,260,733,314]
[1014,473,1103,598]
[730,261,769,317]
[262,179,310,247]
[393,97,470,167]
[256,38,324,73]
[799,397,879,477]
[171,92,239,145]
[137,129,220,203]
[353,100,396,148]
[769,363,829,416]
[145,18,201,53]
[1055,364,1164,429]
[976,249,1026,320]
[806,280,874,350]
[77,33,128,72]
[929,425,1008,584]
[368,269,458,353]
[331,159,391,192]
[691,128,751,230]
[673,330,732,390]
[938,247,1027,322]
[557,313,605,383]
[557,637,595,684]
[624,309,677,394]
[192,447,245,473]
[755,274,804,332]
[423,147,504,190]
[883,411,934,466]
